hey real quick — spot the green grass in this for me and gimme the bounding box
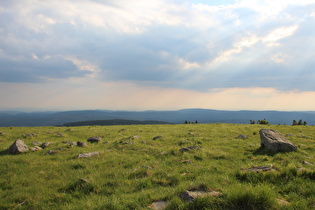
[0,124,314,209]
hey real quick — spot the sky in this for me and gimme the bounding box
[0,0,315,111]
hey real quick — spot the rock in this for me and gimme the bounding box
[241,166,275,172]
[180,146,202,152]
[153,136,163,140]
[148,200,168,209]
[276,198,290,206]
[87,136,102,143]
[32,141,42,146]
[45,150,56,155]
[23,133,37,137]
[237,134,248,139]
[41,142,51,149]
[30,146,43,151]
[302,161,314,165]
[77,141,88,147]
[259,129,297,152]
[70,142,78,146]
[62,141,77,146]
[181,160,192,164]
[56,133,64,137]
[78,151,100,158]
[8,139,29,154]
[180,190,222,203]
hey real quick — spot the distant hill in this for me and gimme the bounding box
[62,119,171,126]
[0,109,315,127]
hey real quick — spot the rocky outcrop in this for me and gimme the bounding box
[260,129,297,152]
[8,139,29,154]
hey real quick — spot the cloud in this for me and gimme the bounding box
[0,0,315,111]
[0,56,90,83]
[1,80,315,111]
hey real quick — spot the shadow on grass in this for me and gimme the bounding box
[253,147,277,156]
[0,149,10,156]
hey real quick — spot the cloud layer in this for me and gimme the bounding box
[0,0,315,110]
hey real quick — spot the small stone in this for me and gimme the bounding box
[30,146,43,151]
[45,150,56,155]
[302,161,314,165]
[77,141,88,147]
[40,142,51,149]
[277,199,290,206]
[180,146,202,152]
[78,151,100,158]
[242,166,275,172]
[181,160,192,164]
[180,190,222,203]
[23,133,37,137]
[32,141,42,146]
[153,136,163,140]
[148,200,168,210]
[87,136,102,143]
[130,135,140,139]
[237,135,248,139]
[56,133,64,137]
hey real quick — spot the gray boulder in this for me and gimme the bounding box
[259,129,297,152]
[8,139,29,154]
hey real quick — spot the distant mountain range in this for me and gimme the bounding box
[0,109,315,127]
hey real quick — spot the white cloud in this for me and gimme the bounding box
[271,53,287,63]
[262,25,299,42]
[177,58,201,70]
[210,25,298,65]
[0,0,315,111]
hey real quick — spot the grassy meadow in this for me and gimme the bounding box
[0,123,314,209]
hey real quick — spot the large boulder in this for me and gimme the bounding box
[259,129,297,152]
[8,139,29,154]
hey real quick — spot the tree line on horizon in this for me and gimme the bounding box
[250,119,307,125]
